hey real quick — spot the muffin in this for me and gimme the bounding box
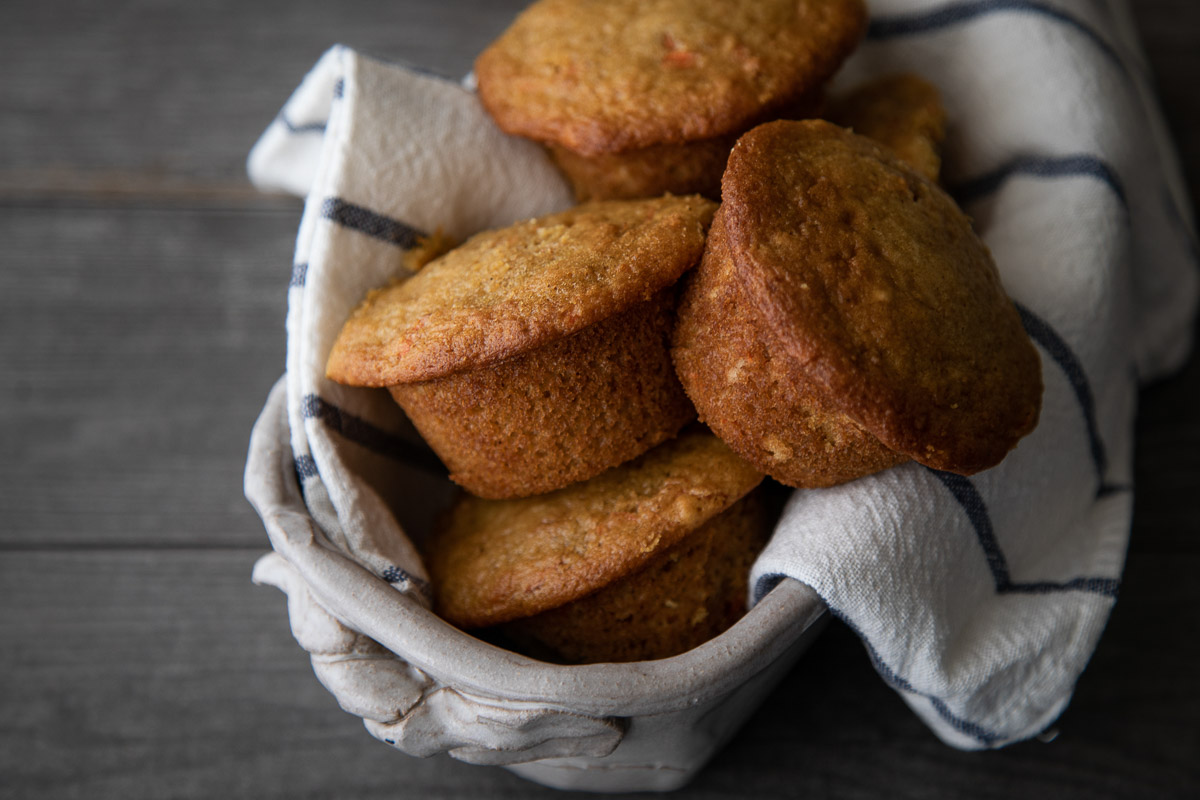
[326,195,716,499]
[425,426,768,663]
[672,120,1042,487]
[546,131,742,203]
[828,73,947,182]
[475,0,867,200]
[544,91,827,201]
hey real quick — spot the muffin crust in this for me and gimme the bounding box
[501,489,771,663]
[426,427,764,629]
[389,289,695,499]
[675,120,1042,482]
[327,195,716,386]
[829,73,947,182]
[475,0,867,156]
[674,209,907,487]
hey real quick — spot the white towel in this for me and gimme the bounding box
[245,0,1197,751]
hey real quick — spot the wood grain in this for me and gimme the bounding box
[0,1,1197,798]
[0,207,291,547]
[0,0,527,197]
[0,551,536,800]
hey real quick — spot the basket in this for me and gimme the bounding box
[245,378,827,792]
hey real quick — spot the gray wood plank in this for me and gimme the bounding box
[0,206,291,547]
[0,550,526,800]
[1,550,1196,799]
[0,0,528,200]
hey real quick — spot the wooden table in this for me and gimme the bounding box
[2,2,1197,797]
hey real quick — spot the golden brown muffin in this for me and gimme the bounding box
[425,426,767,662]
[387,288,694,498]
[547,134,738,202]
[476,0,866,197]
[674,209,907,487]
[327,195,716,498]
[547,92,828,202]
[502,489,771,663]
[828,73,947,182]
[673,120,1042,485]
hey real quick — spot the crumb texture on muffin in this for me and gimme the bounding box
[548,135,737,202]
[325,195,716,386]
[389,290,696,499]
[475,0,868,155]
[828,73,947,182]
[426,427,764,629]
[716,120,1041,474]
[500,490,770,663]
[673,208,908,487]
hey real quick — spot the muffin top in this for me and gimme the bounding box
[326,195,715,385]
[828,73,947,182]
[475,0,868,156]
[719,120,1042,474]
[426,426,764,629]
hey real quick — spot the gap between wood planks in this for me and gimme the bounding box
[0,541,270,552]
[0,167,300,212]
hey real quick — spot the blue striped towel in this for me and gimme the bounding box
[247,0,1197,750]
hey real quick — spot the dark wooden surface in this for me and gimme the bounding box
[1,2,1197,798]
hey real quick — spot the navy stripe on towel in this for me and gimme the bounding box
[931,470,1013,587]
[832,605,1003,746]
[930,470,1120,599]
[294,454,320,482]
[320,198,425,249]
[382,564,431,595]
[277,114,326,135]
[1002,575,1121,595]
[868,0,1123,68]
[1014,303,1116,492]
[301,394,446,475]
[289,262,308,288]
[951,154,1127,209]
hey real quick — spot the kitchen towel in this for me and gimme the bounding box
[245,0,1197,750]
